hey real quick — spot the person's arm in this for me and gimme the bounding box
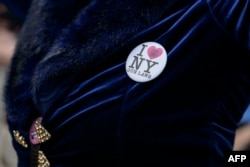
[234,123,250,150]
[234,106,250,150]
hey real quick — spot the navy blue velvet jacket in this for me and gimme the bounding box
[3,0,250,166]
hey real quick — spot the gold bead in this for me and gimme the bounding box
[13,130,28,148]
[38,150,50,167]
[34,121,51,144]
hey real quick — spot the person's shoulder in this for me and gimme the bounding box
[206,0,250,49]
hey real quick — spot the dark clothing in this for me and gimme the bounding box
[3,0,250,166]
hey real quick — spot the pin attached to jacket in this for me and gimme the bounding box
[125,41,167,82]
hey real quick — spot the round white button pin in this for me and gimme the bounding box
[125,42,167,82]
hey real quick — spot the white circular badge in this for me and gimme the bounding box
[125,42,167,82]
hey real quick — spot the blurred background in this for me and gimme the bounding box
[0,0,31,164]
[0,1,249,167]
[0,2,20,167]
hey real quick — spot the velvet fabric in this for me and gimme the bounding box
[3,0,250,166]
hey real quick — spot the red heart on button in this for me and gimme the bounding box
[147,46,163,59]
